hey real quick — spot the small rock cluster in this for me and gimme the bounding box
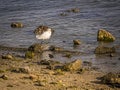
[2,54,14,59]
[100,72,120,87]
[11,22,24,28]
[95,29,116,54]
[95,46,116,54]
[97,29,115,42]
[60,8,80,16]
[62,59,82,71]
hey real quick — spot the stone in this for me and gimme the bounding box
[109,53,115,57]
[83,61,92,66]
[101,72,120,87]
[35,80,47,86]
[12,66,31,74]
[39,59,60,65]
[25,51,35,59]
[50,46,64,52]
[28,43,50,52]
[29,74,38,80]
[95,46,116,54]
[77,68,86,74]
[97,29,115,42]
[11,22,24,28]
[2,54,13,59]
[49,54,54,58]
[0,74,8,80]
[67,8,80,13]
[63,59,82,71]
[18,66,31,74]
[63,53,72,58]
[60,12,68,16]
[54,69,65,75]
[73,40,81,45]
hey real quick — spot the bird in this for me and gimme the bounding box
[34,25,54,44]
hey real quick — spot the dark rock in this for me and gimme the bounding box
[0,74,8,80]
[119,58,120,60]
[54,69,65,75]
[2,54,13,59]
[34,80,46,86]
[60,12,68,16]
[109,53,115,57]
[77,68,86,74]
[11,22,24,28]
[97,29,115,42]
[62,59,82,71]
[83,61,92,66]
[63,53,72,58]
[18,66,31,74]
[28,43,50,52]
[49,54,54,58]
[50,46,64,52]
[12,66,31,74]
[29,74,38,80]
[7,84,13,87]
[73,40,81,45]
[25,51,35,59]
[95,46,116,54]
[39,60,51,65]
[67,8,80,13]
[39,60,60,65]
[101,72,120,87]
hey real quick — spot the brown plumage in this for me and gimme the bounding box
[34,25,54,40]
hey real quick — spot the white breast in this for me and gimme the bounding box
[36,30,52,40]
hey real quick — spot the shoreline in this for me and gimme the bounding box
[0,44,120,90]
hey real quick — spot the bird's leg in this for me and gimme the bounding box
[41,40,43,44]
[45,39,49,44]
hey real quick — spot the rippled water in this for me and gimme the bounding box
[0,0,120,72]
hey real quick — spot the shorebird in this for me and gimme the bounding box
[34,25,54,43]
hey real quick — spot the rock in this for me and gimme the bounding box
[39,59,60,65]
[63,53,72,58]
[49,54,54,58]
[35,80,47,86]
[67,8,80,13]
[77,68,86,74]
[109,53,115,57]
[39,60,51,65]
[83,61,92,66]
[50,46,64,52]
[2,54,13,59]
[101,72,120,87]
[73,40,81,45]
[0,74,8,80]
[95,46,116,54]
[97,29,115,42]
[12,66,31,74]
[11,22,24,28]
[28,43,50,52]
[29,74,38,80]
[18,66,31,74]
[63,59,82,71]
[54,69,65,75]
[119,58,120,60]
[25,51,35,59]
[60,12,68,16]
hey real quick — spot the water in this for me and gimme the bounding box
[0,0,120,72]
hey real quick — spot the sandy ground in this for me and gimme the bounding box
[0,56,119,90]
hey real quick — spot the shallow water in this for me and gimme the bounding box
[0,0,120,72]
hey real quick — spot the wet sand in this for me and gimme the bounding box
[0,45,119,90]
